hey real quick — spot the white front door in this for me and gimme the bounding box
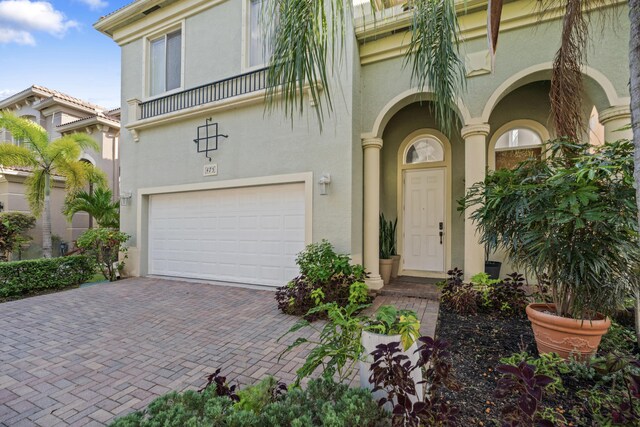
[403,168,445,272]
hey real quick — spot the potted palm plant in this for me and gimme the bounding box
[387,216,400,279]
[379,213,394,285]
[359,305,422,401]
[462,139,639,359]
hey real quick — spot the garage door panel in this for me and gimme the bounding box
[149,183,305,287]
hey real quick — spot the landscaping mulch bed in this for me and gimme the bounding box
[436,308,591,426]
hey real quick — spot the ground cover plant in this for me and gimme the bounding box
[441,268,528,317]
[110,372,391,427]
[0,255,93,300]
[436,274,640,426]
[275,240,369,319]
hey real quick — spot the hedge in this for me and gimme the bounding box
[0,255,94,298]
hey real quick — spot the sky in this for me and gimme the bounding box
[0,0,132,109]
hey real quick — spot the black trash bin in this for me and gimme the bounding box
[484,261,502,280]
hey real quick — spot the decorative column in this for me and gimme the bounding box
[461,123,490,281]
[362,137,384,290]
[599,105,633,142]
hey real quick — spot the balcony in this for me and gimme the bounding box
[139,67,269,120]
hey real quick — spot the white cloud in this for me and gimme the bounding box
[0,27,33,44]
[0,1,78,45]
[76,0,108,10]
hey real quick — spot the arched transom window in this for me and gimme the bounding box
[494,128,542,170]
[405,137,444,164]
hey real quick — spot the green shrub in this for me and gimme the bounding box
[110,376,390,427]
[0,211,36,260]
[0,255,93,298]
[77,228,130,281]
[235,376,286,413]
[275,240,368,319]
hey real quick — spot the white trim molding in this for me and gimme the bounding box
[133,172,314,276]
[396,128,453,278]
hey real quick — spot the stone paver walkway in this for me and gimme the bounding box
[0,277,439,426]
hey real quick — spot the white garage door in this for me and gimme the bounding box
[148,183,305,287]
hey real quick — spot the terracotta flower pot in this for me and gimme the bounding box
[390,255,400,279]
[526,303,611,359]
[379,259,393,285]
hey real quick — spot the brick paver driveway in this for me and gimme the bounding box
[0,277,438,426]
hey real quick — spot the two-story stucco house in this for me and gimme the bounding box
[0,86,120,257]
[95,0,632,290]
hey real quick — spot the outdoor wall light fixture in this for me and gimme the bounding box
[120,191,133,207]
[318,173,331,195]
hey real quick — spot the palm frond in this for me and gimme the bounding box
[24,168,46,217]
[263,0,353,128]
[550,0,588,149]
[0,111,49,153]
[487,0,504,68]
[64,186,119,228]
[57,133,101,154]
[54,158,89,194]
[404,0,466,136]
[0,143,39,168]
[45,138,84,164]
[81,161,108,188]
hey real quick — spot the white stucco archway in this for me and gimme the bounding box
[480,62,627,123]
[361,89,472,139]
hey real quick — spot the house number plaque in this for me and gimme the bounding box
[203,164,218,176]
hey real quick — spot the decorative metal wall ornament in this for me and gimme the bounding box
[194,118,228,161]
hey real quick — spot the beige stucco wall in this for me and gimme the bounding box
[118,0,361,275]
[0,174,89,258]
[109,0,630,279]
[356,2,629,275]
[1,99,120,257]
[358,3,630,135]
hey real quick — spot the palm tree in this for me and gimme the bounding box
[628,0,640,341]
[64,187,120,229]
[0,111,105,258]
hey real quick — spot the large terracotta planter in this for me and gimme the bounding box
[379,259,393,285]
[390,255,401,279]
[526,303,611,359]
[359,330,423,409]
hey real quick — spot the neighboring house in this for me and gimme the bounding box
[95,0,631,289]
[0,86,120,257]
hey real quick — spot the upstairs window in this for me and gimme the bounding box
[248,0,273,68]
[149,30,182,96]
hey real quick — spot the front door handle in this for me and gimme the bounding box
[439,231,443,245]
[439,222,444,245]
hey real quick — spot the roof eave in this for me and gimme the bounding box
[57,116,121,133]
[94,0,164,38]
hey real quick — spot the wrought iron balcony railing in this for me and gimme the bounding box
[140,67,269,120]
